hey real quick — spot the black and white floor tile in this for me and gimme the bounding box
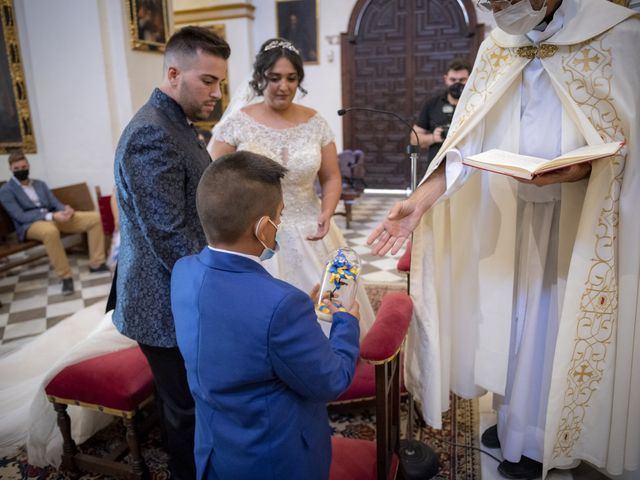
[335,193,408,284]
[0,255,112,356]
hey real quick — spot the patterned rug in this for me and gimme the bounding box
[330,394,481,480]
[0,283,481,479]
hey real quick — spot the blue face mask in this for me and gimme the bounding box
[255,217,280,261]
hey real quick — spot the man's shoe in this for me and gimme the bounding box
[89,263,110,273]
[62,278,74,296]
[497,456,542,479]
[481,424,501,449]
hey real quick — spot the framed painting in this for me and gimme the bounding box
[276,0,319,64]
[193,24,230,132]
[0,0,36,154]
[127,0,170,52]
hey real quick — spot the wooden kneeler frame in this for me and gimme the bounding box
[47,395,155,479]
[45,347,155,480]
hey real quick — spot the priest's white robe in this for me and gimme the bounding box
[405,0,640,476]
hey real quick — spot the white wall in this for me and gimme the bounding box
[1,0,113,192]
[0,0,165,198]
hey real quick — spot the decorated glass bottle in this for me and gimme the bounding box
[315,247,361,322]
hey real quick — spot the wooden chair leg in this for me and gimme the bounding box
[345,202,352,229]
[123,416,148,479]
[53,402,79,473]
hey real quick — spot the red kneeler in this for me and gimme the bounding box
[45,346,155,479]
[396,240,412,292]
[330,292,413,480]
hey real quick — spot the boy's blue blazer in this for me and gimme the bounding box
[171,247,360,480]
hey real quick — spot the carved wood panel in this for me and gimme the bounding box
[341,0,483,189]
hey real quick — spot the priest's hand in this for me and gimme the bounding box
[324,298,360,321]
[522,162,592,187]
[367,199,422,256]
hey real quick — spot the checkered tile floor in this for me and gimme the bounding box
[0,193,407,356]
[0,255,112,356]
[335,193,408,284]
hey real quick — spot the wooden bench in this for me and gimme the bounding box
[0,182,96,275]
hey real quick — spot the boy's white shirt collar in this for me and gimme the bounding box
[208,246,262,264]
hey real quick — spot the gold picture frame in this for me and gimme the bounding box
[193,23,230,132]
[276,0,319,64]
[127,0,170,52]
[0,0,36,153]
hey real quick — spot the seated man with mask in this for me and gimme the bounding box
[0,151,108,295]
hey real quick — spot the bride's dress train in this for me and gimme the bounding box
[0,300,134,467]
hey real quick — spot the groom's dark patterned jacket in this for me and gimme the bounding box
[113,88,210,347]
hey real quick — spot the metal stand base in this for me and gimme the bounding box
[400,394,439,479]
[399,438,440,479]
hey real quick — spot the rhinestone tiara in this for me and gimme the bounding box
[263,40,300,55]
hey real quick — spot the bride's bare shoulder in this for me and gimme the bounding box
[295,104,318,121]
[241,103,263,115]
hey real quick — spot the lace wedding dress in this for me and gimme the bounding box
[214,110,375,335]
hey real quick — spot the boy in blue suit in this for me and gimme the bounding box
[171,151,360,480]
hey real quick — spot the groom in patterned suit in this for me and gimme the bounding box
[113,26,229,479]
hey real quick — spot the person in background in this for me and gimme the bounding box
[411,58,471,178]
[113,26,229,479]
[0,151,108,295]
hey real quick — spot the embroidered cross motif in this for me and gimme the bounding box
[573,364,593,382]
[515,44,559,59]
[490,49,509,67]
[573,47,601,72]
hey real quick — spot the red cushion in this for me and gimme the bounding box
[330,437,376,480]
[337,359,375,401]
[97,195,115,235]
[337,357,405,402]
[330,437,399,480]
[360,293,413,363]
[45,347,153,412]
[396,241,412,273]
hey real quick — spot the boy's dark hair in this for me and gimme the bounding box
[197,151,287,244]
[164,26,230,70]
[8,150,27,166]
[446,58,472,74]
[250,37,307,96]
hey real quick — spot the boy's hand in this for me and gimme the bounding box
[308,284,320,301]
[323,299,360,321]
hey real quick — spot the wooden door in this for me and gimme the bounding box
[341,0,484,189]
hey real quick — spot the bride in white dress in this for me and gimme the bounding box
[209,38,374,334]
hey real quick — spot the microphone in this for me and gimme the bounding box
[338,106,421,191]
[337,107,420,149]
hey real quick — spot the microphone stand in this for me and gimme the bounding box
[337,107,420,195]
[338,107,439,479]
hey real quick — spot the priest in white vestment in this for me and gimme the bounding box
[368,0,640,478]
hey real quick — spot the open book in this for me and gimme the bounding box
[462,142,624,180]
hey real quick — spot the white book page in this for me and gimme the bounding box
[553,142,621,163]
[464,149,544,174]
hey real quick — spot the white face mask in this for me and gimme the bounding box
[493,0,547,35]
